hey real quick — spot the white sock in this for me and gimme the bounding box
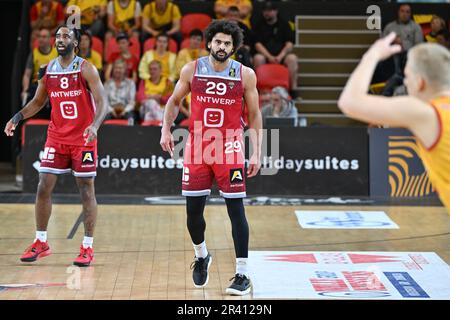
[236,258,249,277]
[193,241,208,259]
[35,231,47,243]
[82,236,94,249]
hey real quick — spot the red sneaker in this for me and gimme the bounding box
[73,246,94,267]
[20,239,51,262]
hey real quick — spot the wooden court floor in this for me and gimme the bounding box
[0,203,449,300]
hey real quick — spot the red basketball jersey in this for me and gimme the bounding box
[44,56,96,146]
[190,56,245,139]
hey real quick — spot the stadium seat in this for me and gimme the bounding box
[180,38,205,50]
[180,13,212,38]
[420,23,431,37]
[103,119,129,126]
[143,37,178,53]
[256,64,290,91]
[105,36,141,62]
[91,36,103,56]
[141,120,162,126]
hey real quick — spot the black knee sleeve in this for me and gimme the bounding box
[225,198,249,258]
[186,195,207,245]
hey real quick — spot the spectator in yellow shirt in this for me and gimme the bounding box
[139,33,177,82]
[66,0,107,37]
[175,29,208,80]
[78,30,103,75]
[214,0,252,29]
[141,0,182,47]
[21,28,57,117]
[425,15,447,43]
[140,60,174,122]
[105,0,142,57]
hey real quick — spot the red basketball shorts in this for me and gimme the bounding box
[38,140,97,178]
[182,134,246,198]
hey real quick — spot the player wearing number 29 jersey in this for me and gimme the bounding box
[160,20,263,296]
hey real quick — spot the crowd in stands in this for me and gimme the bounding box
[23,1,450,127]
[24,0,298,127]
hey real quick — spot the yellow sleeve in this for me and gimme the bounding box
[163,78,175,96]
[172,4,181,20]
[91,51,103,70]
[241,0,252,8]
[175,49,189,79]
[142,3,151,18]
[139,51,153,80]
[168,52,177,82]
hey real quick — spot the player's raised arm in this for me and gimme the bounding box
[81,61,108,144]
[337,32,430,128]
[337,32,439,147]
[242,66,262,178]
[4,65,49,136]
[160,61,194,156]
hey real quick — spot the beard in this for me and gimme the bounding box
[211,49,233,62]
[57,43,74,57]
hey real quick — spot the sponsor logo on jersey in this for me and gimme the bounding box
[82,151,94,164]
[230,168,244,184]
[72,61,79,70]
[229,68,236,77]
[228,82,235,90]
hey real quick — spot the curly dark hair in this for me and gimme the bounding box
[204,20,243,53]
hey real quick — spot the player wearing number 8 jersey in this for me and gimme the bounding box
[4,26,108,266]
[160,20,263,295]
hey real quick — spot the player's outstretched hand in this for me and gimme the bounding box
[368,32,402,61]
[160,128,174,158]
[4,120,17,137]
[247,153,261,178]
[83,125,98,145]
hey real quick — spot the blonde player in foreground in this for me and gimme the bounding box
[338,32,450,212]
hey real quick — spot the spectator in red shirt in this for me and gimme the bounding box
[30,0,64,45]
[105,32,139,83]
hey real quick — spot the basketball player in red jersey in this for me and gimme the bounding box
[160,20,262,295]
[4,26,107,267]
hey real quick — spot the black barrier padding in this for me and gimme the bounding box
[23,125,369,196]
